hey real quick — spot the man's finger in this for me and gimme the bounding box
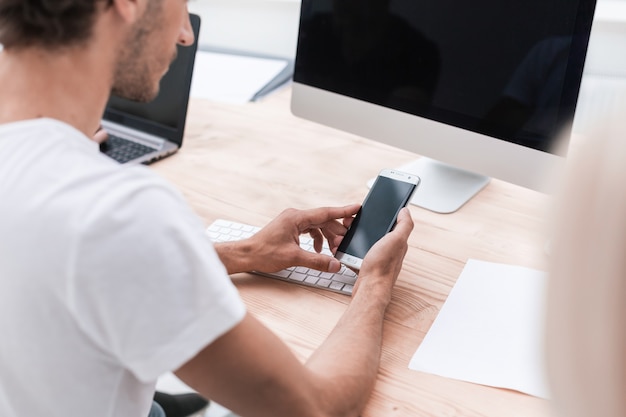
[93,128,109,144]
[392,208,414,238]
[297,251,342,273]
[298,204,360,230]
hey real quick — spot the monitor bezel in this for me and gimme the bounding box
[291,82,562,193]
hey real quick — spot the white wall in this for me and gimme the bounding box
[571,1,626,132]
[188,0,626,72]
[585,0,626,76]
[188,0,301,59]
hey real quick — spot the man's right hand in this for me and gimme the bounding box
[177,206,415,417]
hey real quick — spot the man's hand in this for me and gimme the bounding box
[353,207,414,301]
[215,205,360,275]
[181,207,414,417]
[176,205,413,417]
[92,127,108,144]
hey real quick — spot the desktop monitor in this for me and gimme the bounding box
[291,0,597,213]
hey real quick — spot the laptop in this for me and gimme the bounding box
[100,13,201,165]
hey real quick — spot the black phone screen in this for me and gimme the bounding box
[338,176,416,259]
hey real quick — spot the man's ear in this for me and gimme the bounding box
[108,0,147,24]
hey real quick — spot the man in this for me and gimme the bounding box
[0,1,414,417]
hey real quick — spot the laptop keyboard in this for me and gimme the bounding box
[207,219,357,295]
[100,134,156,163]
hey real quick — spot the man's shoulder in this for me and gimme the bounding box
[0,117,86,142]
[0,117,187,240]
[0,118,106,169]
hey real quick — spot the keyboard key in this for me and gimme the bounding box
[289,272,307,282]
[341,284,354,294]
[331,274,357,286]
[304,276,319,285]
[316,278,332,288]
[329,281,345,291]
[274,270,291,278]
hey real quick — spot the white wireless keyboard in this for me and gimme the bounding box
[206,219,357,295]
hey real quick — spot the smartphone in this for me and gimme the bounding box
[335,169,420,270]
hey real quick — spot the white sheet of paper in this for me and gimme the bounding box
[190,50,288,104]
[409,259,550,398]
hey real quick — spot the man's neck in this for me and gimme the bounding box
[0,45,113,137]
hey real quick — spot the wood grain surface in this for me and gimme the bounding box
[153,86,554,417]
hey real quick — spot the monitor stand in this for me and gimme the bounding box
[367,157,490,214]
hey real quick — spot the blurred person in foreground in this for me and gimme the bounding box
[546,114,626,417]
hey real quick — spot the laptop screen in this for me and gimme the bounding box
[103,14,201,145]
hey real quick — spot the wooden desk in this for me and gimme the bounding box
[153,87,553,417]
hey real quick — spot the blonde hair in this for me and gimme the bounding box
[546,116,626,417]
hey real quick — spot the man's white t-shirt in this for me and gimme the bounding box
[0,119,246,417]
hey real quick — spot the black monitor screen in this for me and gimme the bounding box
[294,0,597,153]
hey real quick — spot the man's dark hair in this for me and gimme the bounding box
[0,0,111,49]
